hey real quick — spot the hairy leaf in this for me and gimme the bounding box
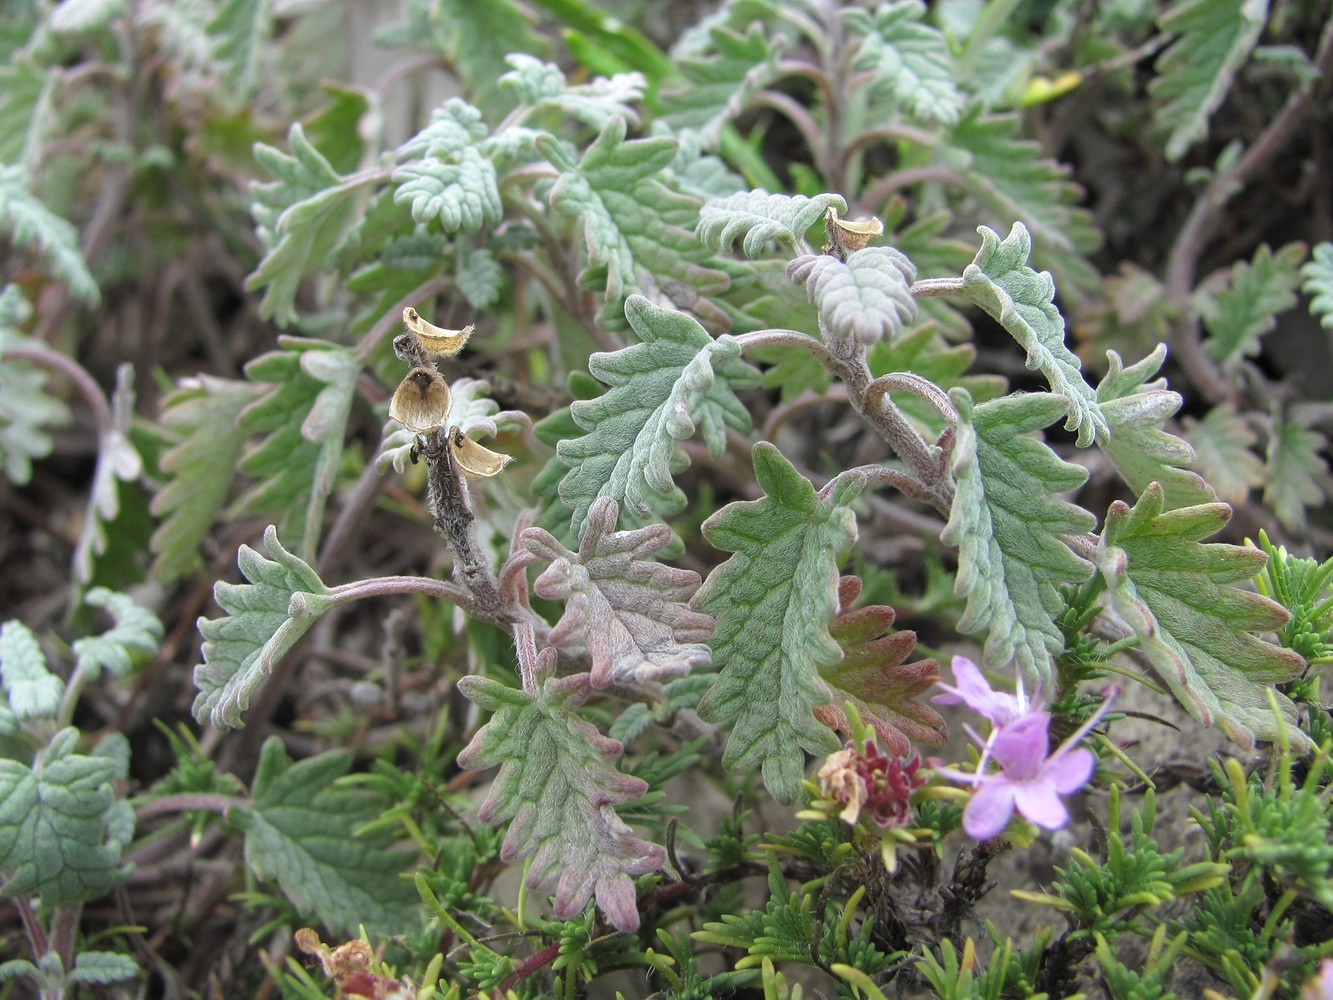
[942,390,1096,683]
[193,526,337,729]
[500,54,645,130]
[0,728,127,907]
[1302,241,1333,328]
[843,1,963,126]
[555,294,760,534]
[0,285,72,485]
[694,444,864,803]
[1265,412,1329,532]
[68,953,139,985]
[813,576,947,755]
[1183,405,1263,505]
[1197,242,1304,364]
[457,628,664,931]
[455,242,502,310]
[540,117,730,329]
[1097,345,1214,509]
[72,588,164,680]
[0,60,55,167]
[0,165,99,304]
[697,190,846,258]
[515,497,714,688]
[659,22,782,146]
[239,737,418,936]
[392,147,501,234]
[963,223,1107,446]
[150,376,260,582]
[246,124,367,324]
[1096,484,1305,748]
[49,0,123,33]
[396,98,488,160]
[207,0,269,98]
[788,247,918,346]
[0,620,63,721]
[73,365,142,585]
[1150,0,1268,162]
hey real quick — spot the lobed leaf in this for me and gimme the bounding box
[1183,405,1263,506]
[942,390,1096,684]
[207,0,268,98]
[555,295,760,535]
[1096,484,1306,749]
[0,285,72,485]
[68,953,139,985]
[0,620,63,721]
[659,22,782,146]
[694,444,864,803]
[1264,412,1329,533]
[1097,345,1214,509]
[396,98,488,160]
[1197,242,1305,364]
[843,1,963,127]
[239,737,419,936]
[392,147,501,235]
[455,242,503,310]
[457,629,664,931]
[0,59,56,168]
[1302,241,1333,329]
[515,497,714,688]
[1149,0,1267,162]
[193,526,337,730]
[0,165,99,304]
[500,53,645,130]
[0,728,127,907]
[48,0,123,34]
[963,223,1107,446]
[72,588,164,680]
[72,365,143,586]
[697,190,846,258]
[813,576,947,755]
[788,246,917,346]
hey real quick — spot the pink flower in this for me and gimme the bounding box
[932,655,1028,727]
[1304,959,1333,1000]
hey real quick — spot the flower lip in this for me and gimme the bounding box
[932,655,1027,726]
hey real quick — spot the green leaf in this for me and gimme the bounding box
[541,117,730,329]
[0,60,56,168]
[941,390,1096,683]
[1096,484,1306,748]
[239,737,418,936]
[0,285,72,485]
[788,246,918,346]
[694,444,863,803]
[659,22,782,146]
[49,0,123,34]
[207,0,270,98]
[843,1,963,126]
[1302,241,1333,329]
[246,124,367,325]
[697,190,846,258]
[813,576,947,755]
[1197,242,1305,364]
[515,497,714,688]
[150,375,260,583]
[499,53,645,130]
[1097,345,1215,509]
[1183,404,1263,505]
[1265,411,1330,533]
[456,628,664,932]
[193,526,337,729]
[229,339,359,558]
[397,98,488,160]
[73,365,143,585]
[555,294,760,534]
[0,728,127,907]
[867,322,1006,434]
[0,620,63,721]
[455,241,503,310]
[72,588,163,680]
[392,147,501,235]
[0,165,99,304]
[68,952,139,984]
[1150,0,1268,162]
[963,223,1107,446]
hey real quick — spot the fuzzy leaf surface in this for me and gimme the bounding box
[963,223,1107,446]
[1096,484,1305,748]
[49,0,123,33]
[787,247,918,346]
[1197,242,1304,364]
[150,376,260,582]
[72,589,163,681]
[843,2,962,126]
[0,60,55,167]
[1302,241,1333,328]
[942,390,1095,683]
[0,285,71,485]
[515,497,713,688]
[73,365,143,585]
[697,190,846,258]
[1184,405,1263,505]
[457,636,664,931]
[1265,412,1329,532]
[540,118,729,329]
[694,444,864,803]
[1150,0,1268,161]
[392,147,501,234]
[68,953,139,985]
[659,22,781,145]
[813,576,946,755]
[0,620,62,721]
[1097,345,1214,509]
[238,737,418,936]
[193,526,337,729]
[207,0,268,98]
[499,54,645,130]
[0,728,127,907]
[0,165,99,304]
[555,294,760,534]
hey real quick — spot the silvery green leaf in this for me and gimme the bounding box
[0,620,62,721]
[788,246,917,346]
[1196,242,1304,364]
[1265,411,1329,533]
[1301,241,1333,328]
[393,147,501,234]
[660,22,782,146]
[207,0,269,98]
[68,953,138,985]
[0,285,72,485]
[73,364,142,585]
[1184,404,1263,505]
[698,190,846,258]
[0,165,99,304]
[396,98,488,160]
[455,241,502,310]
[500,54,645,130]
[49,0,123,35]
[843,1,963,126]
[72,589,164,680]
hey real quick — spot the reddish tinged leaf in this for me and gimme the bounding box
[814,577,947,755]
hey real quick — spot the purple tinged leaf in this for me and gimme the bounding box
[515,497,713,688]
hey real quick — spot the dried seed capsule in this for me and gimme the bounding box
[389,367,451,432]
[403,307,474,356]
[823,207,884,255]
[449,426,512,478]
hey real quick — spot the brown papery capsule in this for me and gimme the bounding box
[403,307,474,356]
[824,207,884,255]
[449,427,512,478]
[389,367,452,432]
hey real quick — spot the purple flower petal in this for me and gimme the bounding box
[1049,746,1095,794]
[1012,779,1070,830]
[989,712,1051,780]
[932,655,1023,725]
[963,779,1016,840]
